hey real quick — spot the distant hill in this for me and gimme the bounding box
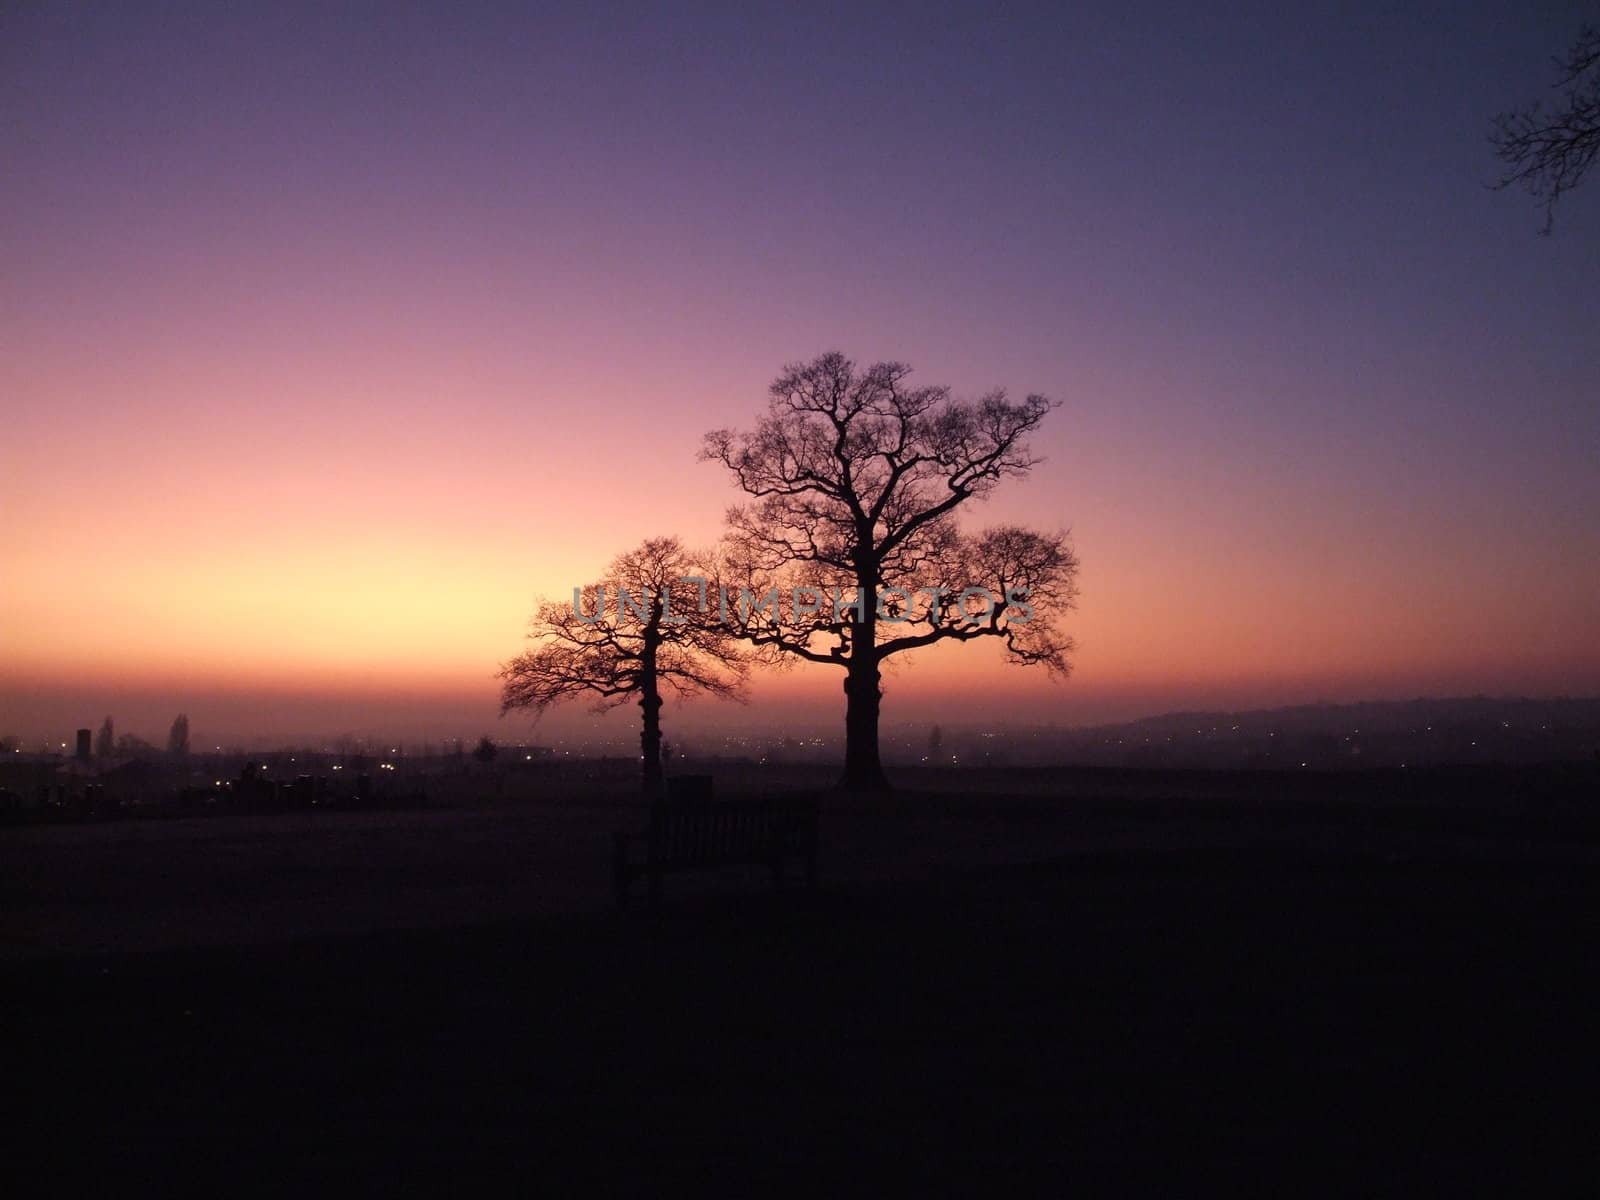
[890,696,1600,769]
[1104,696,1600,738]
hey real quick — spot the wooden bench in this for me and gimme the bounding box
[613,794,820,907]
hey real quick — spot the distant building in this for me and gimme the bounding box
[75,729,91,762]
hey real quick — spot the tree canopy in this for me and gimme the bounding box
[1492,25,1600,233]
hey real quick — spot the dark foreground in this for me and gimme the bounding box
[6,835,1599,1188]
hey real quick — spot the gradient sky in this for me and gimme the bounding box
[3,0,1598,746]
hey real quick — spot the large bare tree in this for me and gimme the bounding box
[704,352,1079,791]
[498,537,747,793]
[1493,24,1600,233]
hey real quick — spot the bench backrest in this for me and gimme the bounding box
[648,798,817,866]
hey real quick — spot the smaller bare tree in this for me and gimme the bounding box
[1492,25,1600,233]
[498,537,748,793]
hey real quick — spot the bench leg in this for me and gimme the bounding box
[648,864,663,907]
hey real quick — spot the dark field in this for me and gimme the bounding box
[5,764,1599,1187]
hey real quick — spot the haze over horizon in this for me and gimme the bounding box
[5,1,1598,746]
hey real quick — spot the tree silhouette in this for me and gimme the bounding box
[167,714,190,759]
[472,735,498,764]
[116,733,158,757]
[95,717,115,759]
[498,537,748,793]
[704,352,1078,791]
[1492,25,1600,233]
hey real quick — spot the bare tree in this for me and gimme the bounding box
[1492,25,1600,233]
[704,352,1079,791]
[498,537,748,793]
[167,714,190,760]
[95,716,114,759]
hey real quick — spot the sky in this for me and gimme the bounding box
[3,0,1598,747]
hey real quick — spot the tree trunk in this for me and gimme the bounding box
[839,655,889,792]
[639,626,664,796]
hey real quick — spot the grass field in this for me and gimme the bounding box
[5,766,1598,1187]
